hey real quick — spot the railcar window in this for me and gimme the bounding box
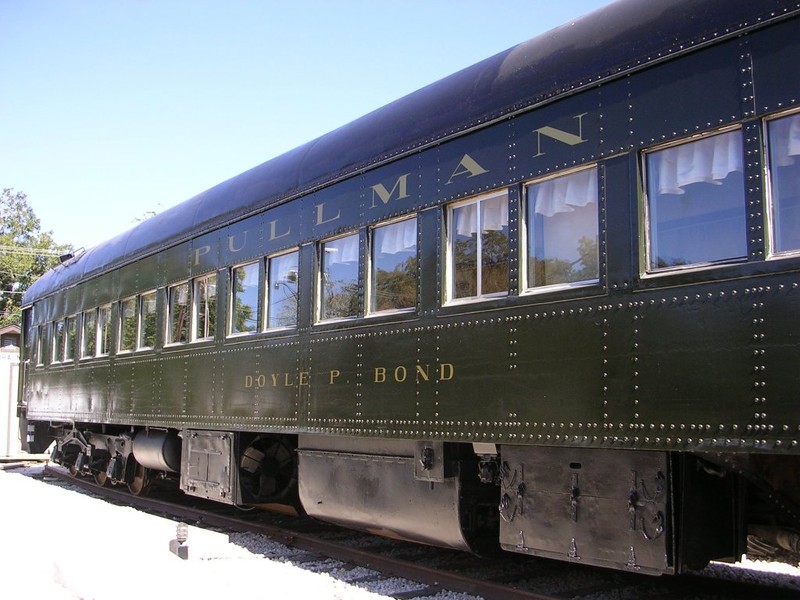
[644,129,746,271]
[138,291,157,349]
[320,233,359,321]
[98,304,112,356]
[525,167,599,289]
[447,190,509,301]
[767,112,800,254]
[119,297,137,353]
[370,217,417,313]
[81,309,97,358]
[35,324,44,366]
[168,283,191,344]
[267,250,299,329]
[194,274,217,341]
[230,262,260,335]
[64,316,77,361]
[52,320,64,364]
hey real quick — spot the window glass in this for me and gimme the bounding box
[268,251,299,328]
[98,305,112,356]
[35,325,44,366]
[526,167,599,289]
[81,309,97,358]
[52,320,64,363]
[64,316,77,361]
[168,283,190,344]
[194,274,217,340]
[231,262,260,335]
[320,233,359,320]
[645,129,746,271]
[119,297,137,352]
[767,113,800,253]
[370,218,417,313]
[139,292,157,349]
[448,191,509,301]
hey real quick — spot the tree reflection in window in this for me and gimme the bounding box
[195,274,216,340]
[268,251,299,328]
[139,291,157,349]
[449,191,509,301]
[320,233,359,320]
[168,282,190,344]
[526,167,599,288]
[371,218,417,313]
[119,297,137,352]
[81,309,96,358]
[231,262,259,334]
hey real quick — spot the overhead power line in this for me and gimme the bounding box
[0,245,62,257]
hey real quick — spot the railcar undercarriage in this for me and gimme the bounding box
[43,423,800,575]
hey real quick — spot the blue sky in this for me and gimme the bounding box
[1,1,612,250]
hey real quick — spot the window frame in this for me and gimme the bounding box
[80,308,97,359]
[764,109,800,259]
[229,260,262,337]
[51,319,65,364]
[641,126,747,276]
[266,248,300,330]
[118,296,138,354]
[138,290,158,351]
[166,281,191,346]
[444,189,510,305]
[367,215,418,316]
[63,315,77,362]
[193,272,217,342]
[317,231,361,323]
[522,164,601,295]
[97,304,112,357]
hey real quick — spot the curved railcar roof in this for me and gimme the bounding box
[24,0,800,305]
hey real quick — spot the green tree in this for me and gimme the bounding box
[0,188,71,327]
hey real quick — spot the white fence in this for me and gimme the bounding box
[0,346,22,457]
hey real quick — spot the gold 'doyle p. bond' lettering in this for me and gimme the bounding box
[243,363,455,389]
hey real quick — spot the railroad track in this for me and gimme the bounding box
[35,465,800,600]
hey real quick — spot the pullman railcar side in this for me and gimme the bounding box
[19,0,800,575]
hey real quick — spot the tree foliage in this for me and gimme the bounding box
[0,188,71,327]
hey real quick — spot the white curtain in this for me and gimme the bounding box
[378,218,416,254]
[532,168,597,217]
[456,195,508,236]
[655,131,743,195]
[325,234,359,264]
[770,113,800,167]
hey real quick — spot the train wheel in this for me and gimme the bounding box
[128,462,150,496]
[239,435,298,505]
[68,464,81,477]
[94,470,109,487]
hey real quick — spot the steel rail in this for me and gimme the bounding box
[41,465,560,600]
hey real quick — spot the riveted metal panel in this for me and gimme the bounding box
[751,18,800,113]
[632,285,755,437]
[180,429,239,505]
[431,121,514,204]
[306,331,362,427]
[499,445,672,575]
[220,339,302,428]
[629,38,744,147]
[515,90,603,181]
[190,231,219,277]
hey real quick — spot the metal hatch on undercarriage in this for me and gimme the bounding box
[180,430,239,505]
